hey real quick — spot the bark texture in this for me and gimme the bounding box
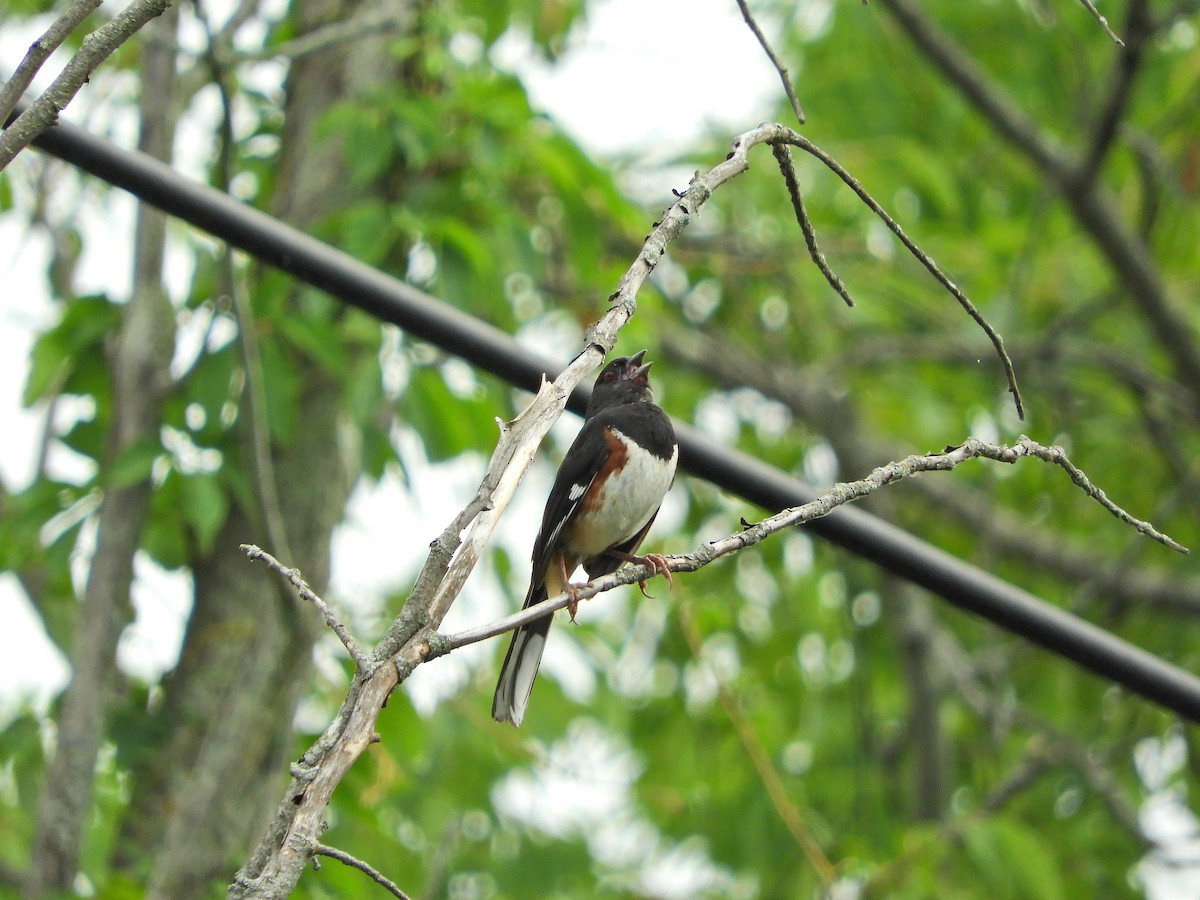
[112,2,404,896]
[23,8,180,896]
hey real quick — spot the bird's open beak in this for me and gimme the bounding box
[624,349,652,382]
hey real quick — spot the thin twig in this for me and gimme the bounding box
[0,0,101,126]
[735,0,805,124]
[663,326,1200,611]
[241,544,372,672]
[0,0,173,171]
[1076,0,1126,45]
[442,436,1186,653]
[773,127,1026,419]
[1004,437,1187,552]
[1076,0,1150,185]
[877,0,1200,414]
[312,843,410,899]
[771,143,854,306]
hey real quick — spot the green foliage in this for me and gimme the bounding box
[22,294,119,408]
[2,0,1198,898]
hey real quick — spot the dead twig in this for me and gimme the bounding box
[442,435,1186,653]
[0,0,173,171]
[241,544,372,672]
[1076,0,1126,45]
[0,0,101,127]
[311,843,411,899]
[735,0,806,123]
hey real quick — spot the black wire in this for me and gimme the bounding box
[20,112,1200,721]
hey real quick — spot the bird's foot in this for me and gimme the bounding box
[565,582,582,622]
[607,550,673,597]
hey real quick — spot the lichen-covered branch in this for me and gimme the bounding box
[0,0,174,171]
[443,435,1185,653]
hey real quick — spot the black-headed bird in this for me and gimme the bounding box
[492,351,678,726]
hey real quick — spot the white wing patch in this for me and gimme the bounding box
[568,482,589,502]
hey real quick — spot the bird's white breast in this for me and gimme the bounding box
[569,428,678,557]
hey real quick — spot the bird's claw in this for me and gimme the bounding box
[644,553,673,588]
[608,550,673,597]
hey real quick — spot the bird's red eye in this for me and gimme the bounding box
[603,370,617,382]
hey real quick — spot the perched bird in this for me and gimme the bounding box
[492,350,678,726]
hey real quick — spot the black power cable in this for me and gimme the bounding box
[19,115,1200,721]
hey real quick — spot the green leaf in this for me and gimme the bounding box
[23,328,71,406]
[400,366,492,461]
[277,312,349,377]
[961,817,1065,900]
[58,415,106,463]
[103,438,163,489]
[338,199,396,264]
[141,470,188,569]
[180,473,228,555]
[346,109,396,184]
[255,337,300,447]
[183,341,240,439]
[22,295,120,406]
[426,215,493,278]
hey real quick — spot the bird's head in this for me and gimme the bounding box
[586,350,655,416]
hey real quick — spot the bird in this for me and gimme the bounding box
[492,350,678,726]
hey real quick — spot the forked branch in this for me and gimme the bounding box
[442,435,1186,653]
[763,125,1025,419]
[0,0,174,171]
[232,122,1043,897]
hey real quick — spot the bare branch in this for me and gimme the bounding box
[716,435,1186,556]
[232,121,793,900]
[0,0,173,171]
[664,328,1200,615]
[311,844,411,900]
[0,0,101,127]
[735,0,805,124]
[1006,437,1186,553]
[771,143,854,306]
[1075,0,1126,45]
[766,124,1024,418]
[230,659,409,899]
[443,436,1186,653]
[241,544,371,672]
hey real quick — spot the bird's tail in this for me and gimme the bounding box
[491,586,554,726]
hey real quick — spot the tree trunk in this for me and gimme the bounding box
[114,1,406,896]
[23,7,180,896]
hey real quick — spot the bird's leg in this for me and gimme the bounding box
[560,553,583,622]
[606,550,673,597]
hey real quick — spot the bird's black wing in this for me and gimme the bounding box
[525,416,611,600]
[493,417,612,725]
